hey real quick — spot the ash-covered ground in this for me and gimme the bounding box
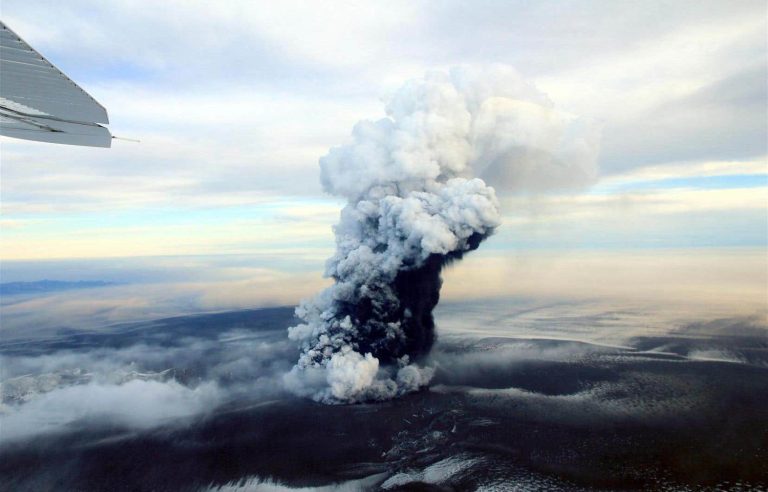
[1,300,766,491]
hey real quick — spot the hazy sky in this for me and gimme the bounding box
[0,1,766,313]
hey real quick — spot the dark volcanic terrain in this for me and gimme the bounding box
[1,307,766,491]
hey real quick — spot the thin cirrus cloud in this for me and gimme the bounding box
[1,160,765,260]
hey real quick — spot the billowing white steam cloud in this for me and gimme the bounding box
[286,65,600,403]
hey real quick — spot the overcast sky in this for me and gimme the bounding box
[0,0,765,284]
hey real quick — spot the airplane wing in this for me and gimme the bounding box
[0,20,111,147]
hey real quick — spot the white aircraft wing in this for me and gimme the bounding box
[0,20,111,147]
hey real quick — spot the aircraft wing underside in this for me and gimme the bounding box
[0,21,111,147]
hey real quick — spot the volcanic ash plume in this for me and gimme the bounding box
[285,66,600,403]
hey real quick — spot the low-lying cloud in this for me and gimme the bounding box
[0,379,221,443]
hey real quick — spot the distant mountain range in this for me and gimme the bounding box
[0,280,115,296]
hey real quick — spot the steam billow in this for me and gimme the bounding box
[287,66,597,403]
